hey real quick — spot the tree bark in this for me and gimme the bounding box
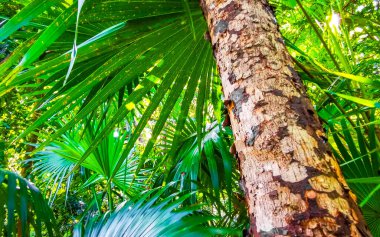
[200,0,372,236]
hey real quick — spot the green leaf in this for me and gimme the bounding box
[0,169,57,236]
[141,31,207,161]
[182,0,196,40]
[347,177,380,184]
[76,187,219,237]
[63,0,87,85]
[314,61,378,86]
[282,0,296,8]
[7,172,16,236]
[2,4,77,87]
[360,184,380,207]
[0,0,59,41]
[326,91,380,108]
[205,140,220,197]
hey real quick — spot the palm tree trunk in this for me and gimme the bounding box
[200,0,372,236]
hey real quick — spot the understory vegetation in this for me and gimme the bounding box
[0,0,379,236]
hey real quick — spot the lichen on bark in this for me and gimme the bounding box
[200,0,372,236]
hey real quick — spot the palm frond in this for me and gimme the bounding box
[74,186,231,237]
[30,115,148,204]
[0,169,57,236]
[0,1,220,187]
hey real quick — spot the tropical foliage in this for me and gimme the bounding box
[0,0,379,236]
[72,187,229,237]
[0,169,57,236]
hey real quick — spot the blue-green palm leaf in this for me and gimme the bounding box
[30,118,148,204]
[74,187,230,237]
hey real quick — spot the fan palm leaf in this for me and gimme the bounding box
[30,115,148,205]
[74,187,234,237]
[0,1,220,187]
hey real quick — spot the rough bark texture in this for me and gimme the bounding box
[200,0,372,236]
